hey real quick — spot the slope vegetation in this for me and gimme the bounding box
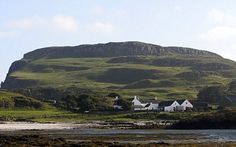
[0,90,45,109]
[2,41,236,100]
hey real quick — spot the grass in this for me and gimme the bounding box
[8,55,236,99]
[0,90,23,99]
[0,106,228,123]
[0,108,134,122]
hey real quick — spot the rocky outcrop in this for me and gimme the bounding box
[8,60,28,74]
[23,41,220,60]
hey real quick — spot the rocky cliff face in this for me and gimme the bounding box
[8,60,28,74]
[23,41,220,60]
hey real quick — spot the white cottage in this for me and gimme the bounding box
[158,100,180,112]
[132,96,144,106]
[132,96,146,110]
[176,99,193,111]
[146,103,159,110]
[141,100,159,110]
[132,96,159,111]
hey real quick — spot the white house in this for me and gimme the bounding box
[145,102,159,110]
[158,100,180,112]
[132,96,158,111]
[132,96,146,110]
[132,96,193,112]
[132,96,145,106]
[176,99,193,111]
[133,104,145,111]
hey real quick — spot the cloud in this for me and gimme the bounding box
[7,15,78,32]
[200,9,236,42]
[52,15,78,32]
[198,8,236,61]
[207,8,236,24]
[207,9,225,23]
[8,17,46,29]
[91,5,104,15]
[89,22,117,34]
[5,15,119,36]
[0,31,18,38]
[174,6,182,11]
[91,5,128,17]
[200,26,236,42]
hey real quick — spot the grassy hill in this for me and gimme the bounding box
[0,90,45,109]
[2,41,236,100]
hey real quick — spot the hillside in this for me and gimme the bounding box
[2,41,236,100]
[0,90,45,109]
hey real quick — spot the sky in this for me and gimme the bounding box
[1,0,236,81]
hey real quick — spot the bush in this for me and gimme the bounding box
[61,94,113,112]
[116,98,132,110]
[197,86,226,103]
[13,96,43,109]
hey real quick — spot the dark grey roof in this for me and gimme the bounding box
[176,99,186,105]
[159,100,175,107]
[145,103,151,107]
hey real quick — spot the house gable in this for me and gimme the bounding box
[159,100,180,112]
[179,100,193,108]
[132,96,143,106]
[132,96,159,111]
[176,99,193,110]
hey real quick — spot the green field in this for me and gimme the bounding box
[7,56,235,100]
[0,88,235,122]
[0,108,234,123]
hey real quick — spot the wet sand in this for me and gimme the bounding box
[0,122,235,146]
[0,121,170,130]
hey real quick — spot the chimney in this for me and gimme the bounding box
[134,96,140,101]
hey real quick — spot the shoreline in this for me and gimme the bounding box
[0,120,176,130]
[0,121,235,146]
[0,134,235,147]
[0,120,236,130]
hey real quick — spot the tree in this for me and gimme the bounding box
[95,97,113,111]
[62,94,117,112]
[116,98,132,110]
[197,86,226,104]
[77,94,96,111]
[62,95,77,110]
